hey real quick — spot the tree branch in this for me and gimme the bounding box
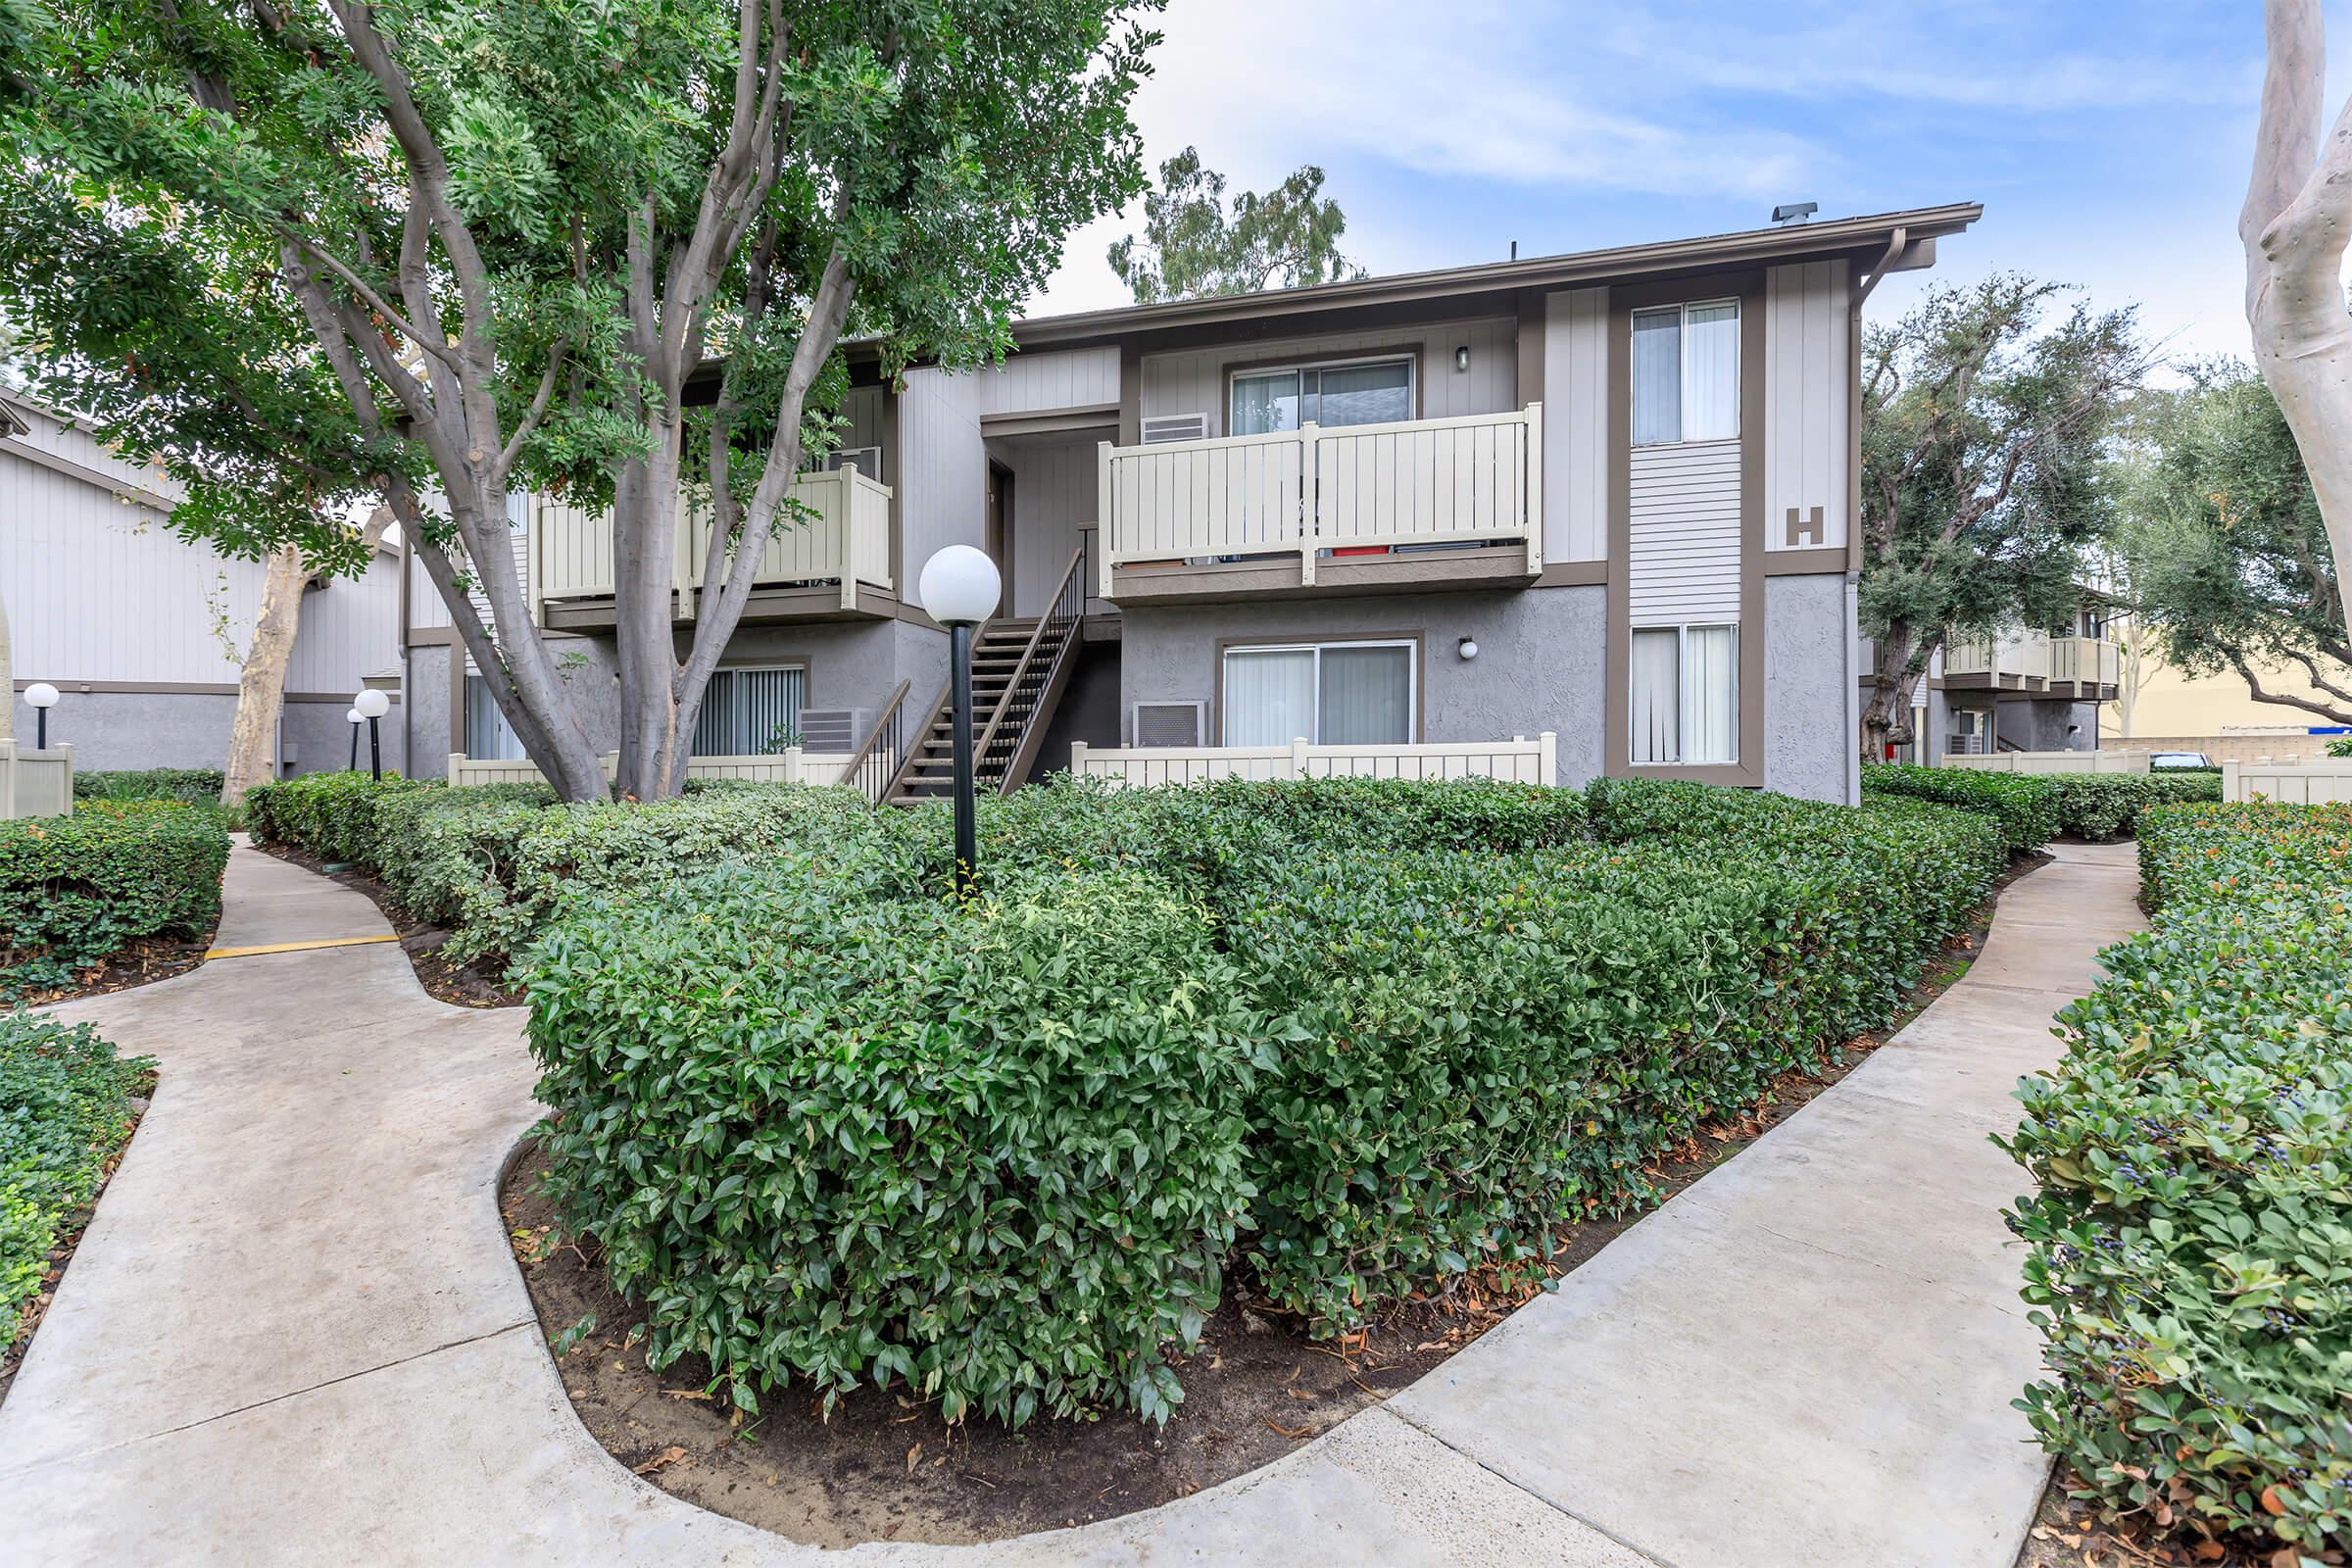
[491,339,568,486]
[275,223,457,370]
[2230,649,2352,724]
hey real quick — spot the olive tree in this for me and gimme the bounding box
[1857,275,2144,760]
[0,0,1160,800]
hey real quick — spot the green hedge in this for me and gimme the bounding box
[524,774,2014,1420]
[1863,762,2224,842]
[0,802,230,995]
[2002,802,2352,1553]
[245,772,432,865]
[1,1011,153,1345]
[73,767,224,807]
[526,858,1256,1428]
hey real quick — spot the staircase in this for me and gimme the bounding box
[843,542,1089,807]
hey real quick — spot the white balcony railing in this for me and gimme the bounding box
[1945,630,2116,688]
[533,466,893,615]
[1097,404,1543,596]
[2050,636,2121,688]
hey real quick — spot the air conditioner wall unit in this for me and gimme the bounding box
[1141,413,1209,445]
[1131,700,1206,748]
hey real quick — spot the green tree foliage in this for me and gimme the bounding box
[0,0,1162,800]
[2120,362,2352,724]
[1106,146,1364,302]
[1858,275,2144,758]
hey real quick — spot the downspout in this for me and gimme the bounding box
[1845,227,1907,797]
[0,587,13,744]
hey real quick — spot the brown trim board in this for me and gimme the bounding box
[1603,270,1768,789]
[13,679,399,704]
[1763,547,1851,576]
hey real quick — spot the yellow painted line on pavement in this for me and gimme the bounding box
[204,934,400,959]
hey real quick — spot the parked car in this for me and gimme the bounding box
[2149,751,2213,770]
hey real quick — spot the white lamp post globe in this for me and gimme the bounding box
[24,682,58,710]
[345,708,365,724]
[353,688,391,720]
[917,545,1001,627]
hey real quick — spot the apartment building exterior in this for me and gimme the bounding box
[1888,604,2125,765]
[3,389,405,775]
[409,203,1983,804]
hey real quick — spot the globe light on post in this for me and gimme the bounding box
[24,683,59,751]
[346,707,365,771]
[353,688,391,782]
[917,546,1002,897]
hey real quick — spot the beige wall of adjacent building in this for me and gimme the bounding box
[2103,635,2352,742]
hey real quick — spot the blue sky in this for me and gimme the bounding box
[1031,0,2319,364]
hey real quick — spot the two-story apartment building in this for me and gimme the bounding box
[4,388,406,775]
[1885,604,2125,764]
[406,203,1983,804]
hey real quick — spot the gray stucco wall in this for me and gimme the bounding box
[12,687,405,778]
[1762,573,1855,805]
[1118,584,1608,785]
[405,645,452,779]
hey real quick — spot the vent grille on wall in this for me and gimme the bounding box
[1141,413,1209,445]
[798,708,868,751]
[1132,701,1206,747]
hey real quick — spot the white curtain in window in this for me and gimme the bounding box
[466,676,524,761]
[1685,625,1738,763]
[1317,645,1412,744]
[1630,629,1680,763]
[1230,371,1300,436]
[1632,309,1682,446]
[1684,303,1740,441]
[1224,649,1316,745]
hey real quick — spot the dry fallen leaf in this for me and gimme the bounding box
[906,1443,922,1474]
[660,1388,714,1401]
[2261,1486,2287,1517]
[632,1446,688,1476]
[1265,1420,1310,1439]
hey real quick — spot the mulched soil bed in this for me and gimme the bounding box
[2015,1464,2343,1568]
[249,841,520,1007]
[502,852,2050,1547]
[13,930,215,1006]
[0,1075,156,1411]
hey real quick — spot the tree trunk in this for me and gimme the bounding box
[2244,1,2352,645]
[1859,625,1925,762]
[221,543,307,808]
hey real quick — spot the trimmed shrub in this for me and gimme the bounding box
[2002,802,2352,1553]
[0,802,230,995]
[245,771,432,865]
[73,767,224,807]
[1,1011,154,1345]
[526,858,1256,1427]
[1859,763,2060,850]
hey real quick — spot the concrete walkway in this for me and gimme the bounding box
[0,838,2142,1566]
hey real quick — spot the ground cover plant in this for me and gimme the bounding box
[72,768,224,808]
[1862,761,2219,842]
[2003,802,2352,1556]
[0,802,229,997]
[0,1011,153,1347]
[520,772,2013,1425]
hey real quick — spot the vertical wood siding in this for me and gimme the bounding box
[972,347,1120,416]
[1139,317,1518,435]
[896,367,988,576]
[1763,261,1850,553]
[1627,438,1741,625]
[3,402,398,693]
[1000,437,1103,616]
[1543,287,1609,562]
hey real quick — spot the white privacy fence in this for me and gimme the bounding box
[533,466,894,613]
[1941,750,2149,775]
[1066,734,1558,789]
[0,741,74,819]
[447,751,856,791]
[2223,759,2352,805]
[1099,404,1542,593]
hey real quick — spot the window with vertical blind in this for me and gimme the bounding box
[1632,300,1740,446]
[465,675,524,761]
[1228,357,1414,436]
[1221,640,1415,746]
[692,666,807,756]
[1629,624,1737,765]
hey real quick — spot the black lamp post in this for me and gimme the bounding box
[347,706,365,770]
[354,688,390,781]
[24,683,58,750]
[916,546,1003,897]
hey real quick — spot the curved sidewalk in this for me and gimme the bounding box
[0,838,2141,1566]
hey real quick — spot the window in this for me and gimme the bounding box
[1222,640,1415,746]
[1629,624,1737,765]
[692,666,807,756]
[1632,300,1740,446]
[1229,357,1413,436]
[466,675,524,761]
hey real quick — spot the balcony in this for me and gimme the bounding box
[1942,631,2118,698]
[532,466,895,630]
[1097,405,1543,605]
